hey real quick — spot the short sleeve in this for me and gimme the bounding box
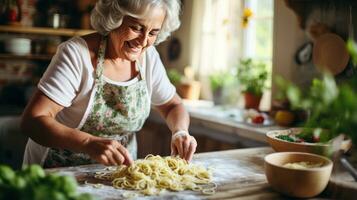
[147,47,176,105]
[38,39,83,107]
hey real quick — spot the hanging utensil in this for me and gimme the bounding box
[312,4,351,75]
[312,33,350,75]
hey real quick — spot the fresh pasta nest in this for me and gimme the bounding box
[94,155,215,195]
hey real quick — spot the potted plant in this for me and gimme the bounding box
[167,68,183,86]
[236,58,268,110]
[209,71,234,105]
[167,68,201,100]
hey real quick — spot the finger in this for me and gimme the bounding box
[107,142,125,165]
[186,140,197,162]
[111,148,125,165]
[98,154,110,166]
[176,139,184,159]
[171,142,178,156]
[117,145,134,166]
[104,150,117,166]
[182,137,191,159]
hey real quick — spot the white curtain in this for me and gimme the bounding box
[190,0,243,99]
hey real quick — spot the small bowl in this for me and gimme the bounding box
[265,152,333,198]
[4,38,31,55]
[266,128,352,157]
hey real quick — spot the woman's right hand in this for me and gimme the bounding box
[82,136,133,166]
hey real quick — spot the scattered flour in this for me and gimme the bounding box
[75,156,266,200]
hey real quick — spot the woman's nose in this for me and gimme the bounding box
[138,32,149,47]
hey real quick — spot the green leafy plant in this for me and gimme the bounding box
[347,38,357,66]
[167,69,183,86]
[209,71,234,92]
[277,73,357,145]
[274,39,357,146]
[236,58,268,96]
[0,164,95,200]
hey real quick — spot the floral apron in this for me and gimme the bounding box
[43,36,150,168]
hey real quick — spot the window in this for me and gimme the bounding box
[190,0,274,109]
[243,0,274,63]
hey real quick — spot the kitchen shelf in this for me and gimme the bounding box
[0,25,94,36]
[0,74,31,81]
[0,54,54,61]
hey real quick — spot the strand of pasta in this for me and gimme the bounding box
[94,155,215,195]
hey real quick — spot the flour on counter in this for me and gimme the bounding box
[192,157,266,184]
[78,184,203,200]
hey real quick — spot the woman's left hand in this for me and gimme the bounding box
[171,131,197,162]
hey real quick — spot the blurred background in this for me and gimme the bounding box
[0,0,356,169]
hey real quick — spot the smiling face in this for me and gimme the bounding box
[108,6,166,61]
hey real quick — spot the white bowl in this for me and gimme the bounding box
[4,38,31,55]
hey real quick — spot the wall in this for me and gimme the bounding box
[271,0,309,98]
[156,0,194,72]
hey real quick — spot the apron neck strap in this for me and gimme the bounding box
[95,36,107,80]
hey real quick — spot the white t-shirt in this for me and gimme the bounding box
[23,36,175,165]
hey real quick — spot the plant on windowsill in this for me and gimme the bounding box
[167,68,183,86]
[236,58,268,110]
[167,67,201,100]
[209,71,234,105]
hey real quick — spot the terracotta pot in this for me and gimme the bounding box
[244,92,262,110]
[177,81,201,100]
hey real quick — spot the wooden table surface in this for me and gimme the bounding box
[47,147,357,200]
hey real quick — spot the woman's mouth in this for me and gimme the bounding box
[126,41,141,53]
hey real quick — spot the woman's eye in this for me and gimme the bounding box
[149,31,159,36]
[130,25,142,31]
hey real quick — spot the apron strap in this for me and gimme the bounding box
[136,52,146,81]
[95,36,107,82]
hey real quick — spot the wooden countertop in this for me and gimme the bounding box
[47,147,357,200]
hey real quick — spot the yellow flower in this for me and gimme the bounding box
[243,8,253,18]
[242,8,253,28]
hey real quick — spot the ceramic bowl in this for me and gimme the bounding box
[265,152,333,198]
[266,128,351,157]
[4,38,31,55]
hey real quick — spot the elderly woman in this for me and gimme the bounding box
[21,0,197,168]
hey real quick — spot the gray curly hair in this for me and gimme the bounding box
[90,0,181,45]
